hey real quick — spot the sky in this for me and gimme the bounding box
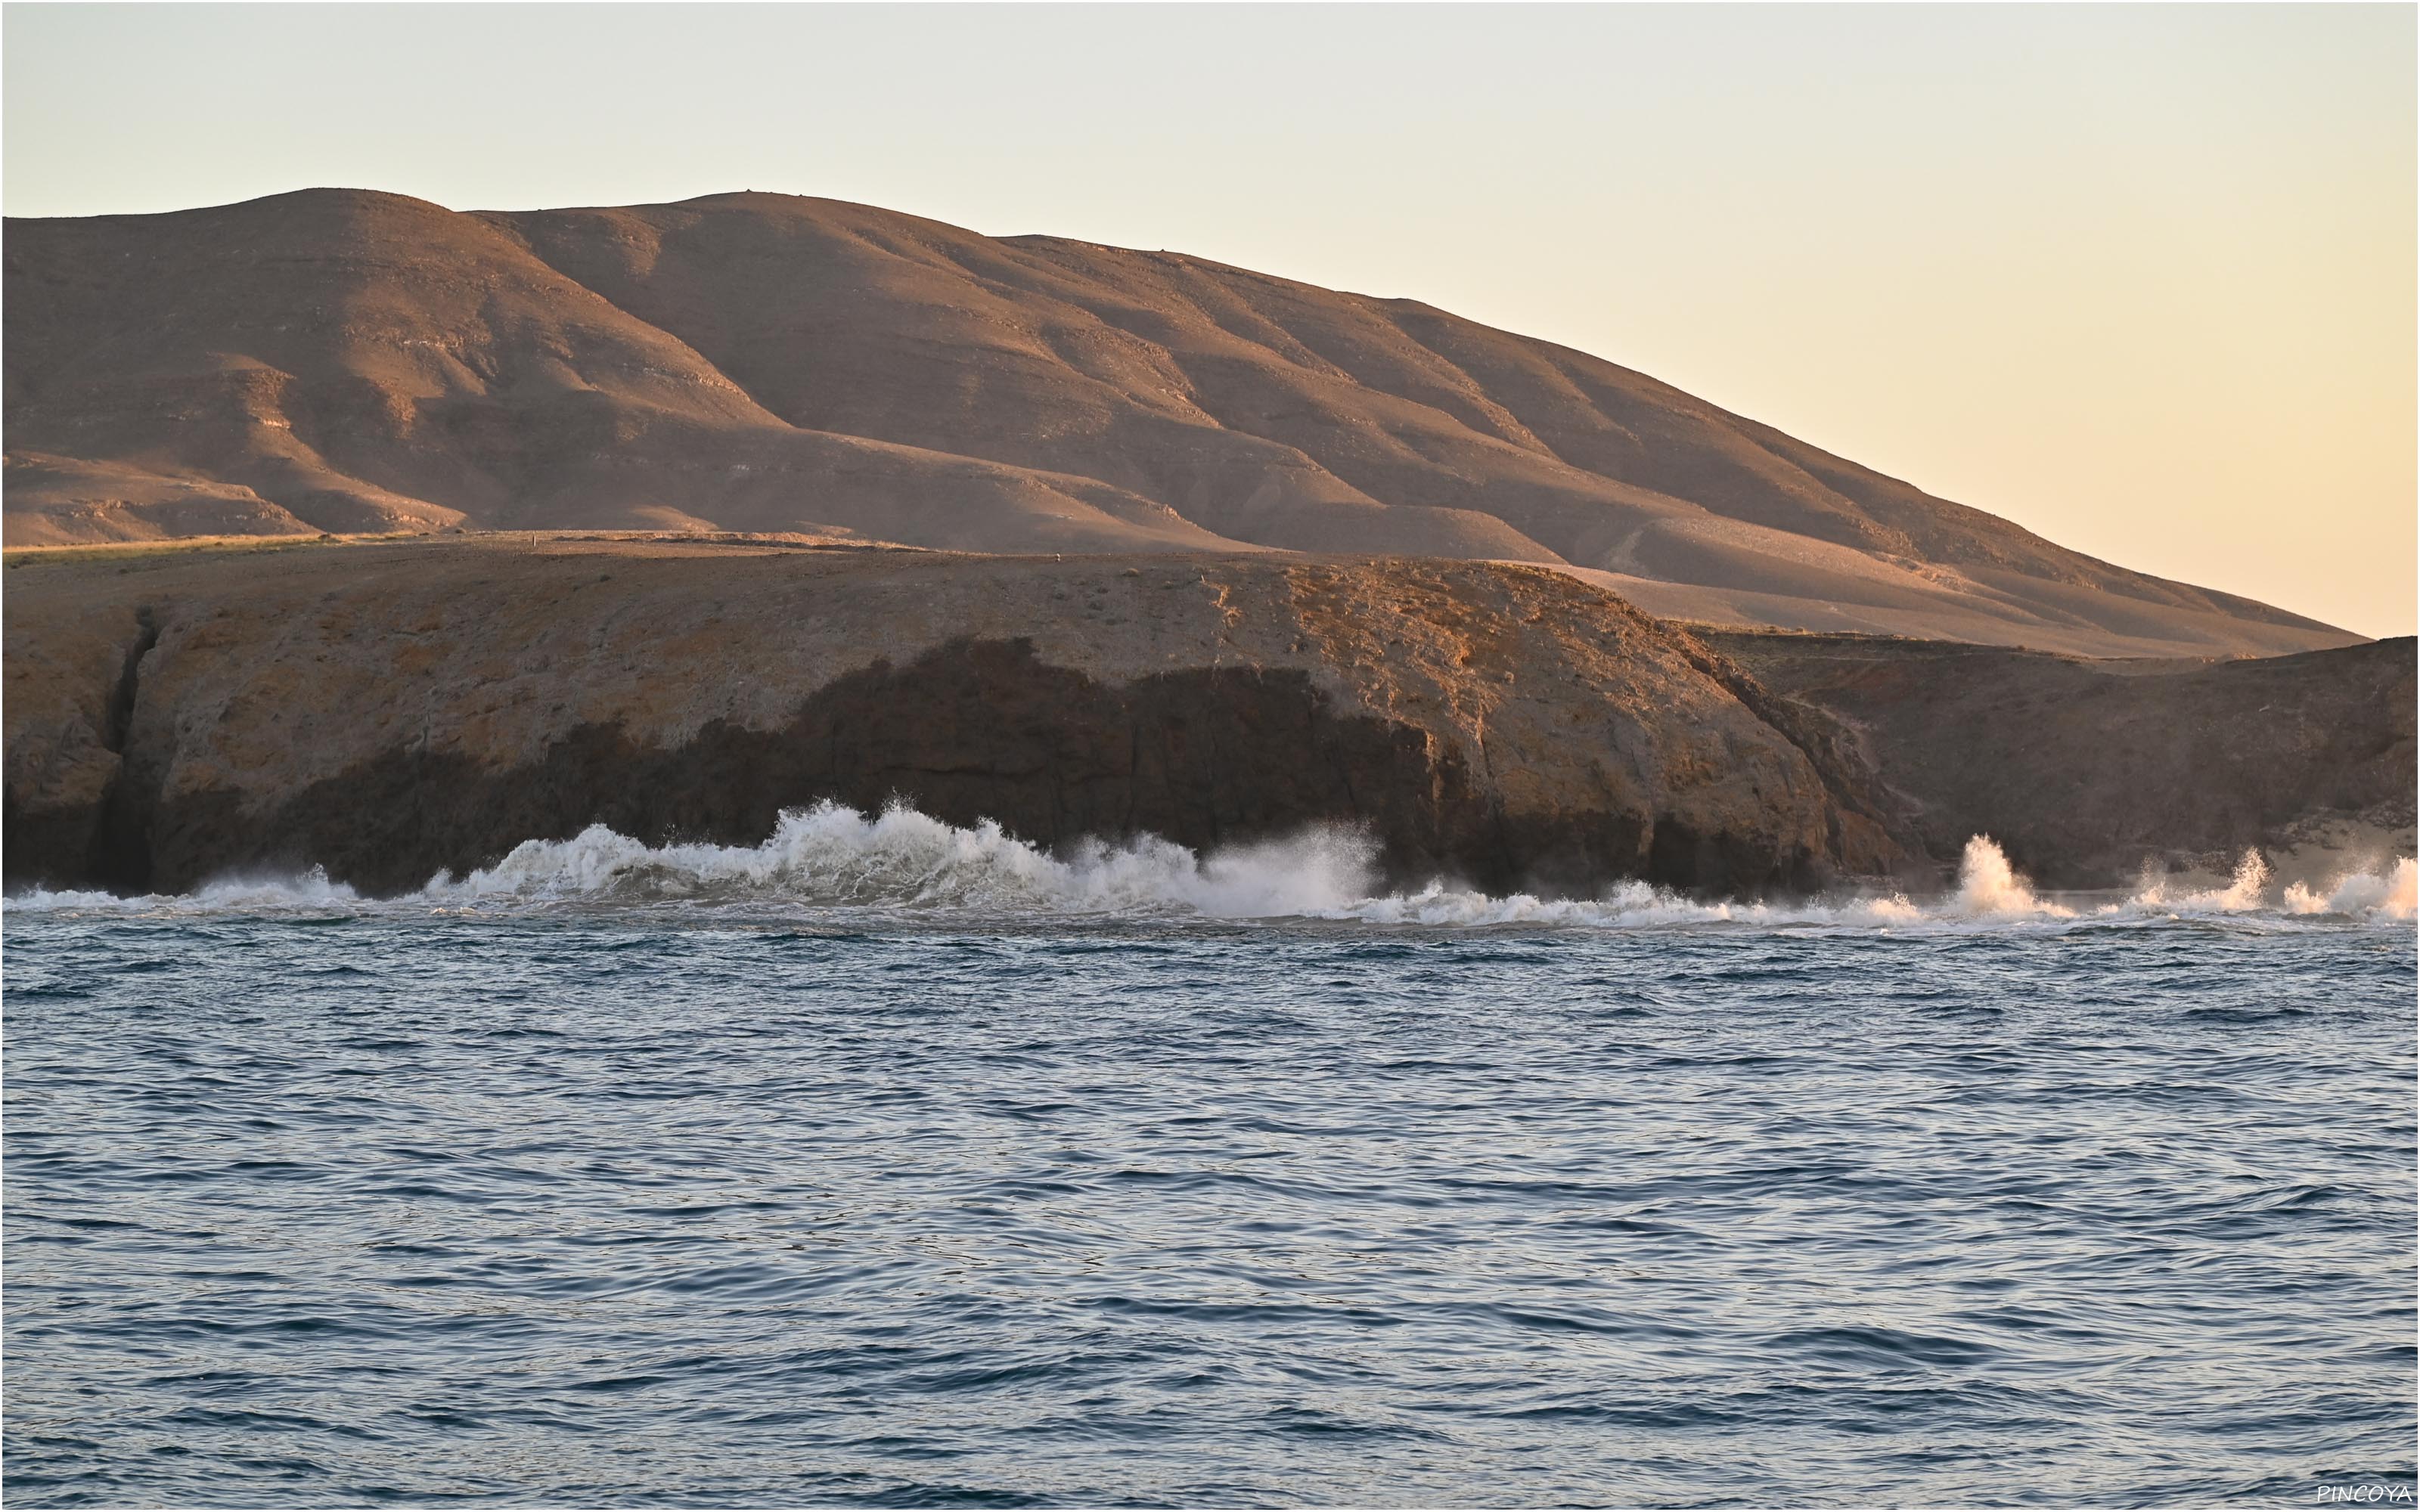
[5,2,2412,636]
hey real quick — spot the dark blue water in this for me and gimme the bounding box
[6,883,2415,1505]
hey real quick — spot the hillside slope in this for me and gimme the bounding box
[4,189,2354,657]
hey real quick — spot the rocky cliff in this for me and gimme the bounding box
[1708,631,2417,889]
[3,536,1914,899]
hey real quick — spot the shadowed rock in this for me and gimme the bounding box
[1708,631,2416,889]
[4,538,1913,897]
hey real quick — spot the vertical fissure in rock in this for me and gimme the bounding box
[101,606,160,756]
[88,606,164,892]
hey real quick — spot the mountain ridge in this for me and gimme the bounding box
[4,187,2353,658]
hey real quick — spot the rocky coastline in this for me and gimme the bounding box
[5,535,2407,901]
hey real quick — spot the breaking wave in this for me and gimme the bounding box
[5,804,2412,928]
[1953,834,2074,919]
[430,802,1378,917]
[2284,857,2418,919]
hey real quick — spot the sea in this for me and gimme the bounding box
[5,805,2414,1508]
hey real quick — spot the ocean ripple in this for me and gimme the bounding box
[3,816,2414,1504]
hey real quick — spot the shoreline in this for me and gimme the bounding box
[6,537,2408,901]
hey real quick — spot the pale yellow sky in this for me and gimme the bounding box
[6,3,2412,635]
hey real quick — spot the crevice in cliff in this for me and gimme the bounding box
[101,607,159,755]
[86,606,163,892]
[1665,627,1921,878]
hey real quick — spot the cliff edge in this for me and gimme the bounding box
[3,536,1911,898]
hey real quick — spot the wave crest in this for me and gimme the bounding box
[432,801,1379,918]
[5,807,2412,928]
[1954,835,2071,918]
[2283,857,2417,920]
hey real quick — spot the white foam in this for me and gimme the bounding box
[1953,835,2074,919]
[1322,879,1925,929]
[2126,847,2414,922]
[433,804,1941,928]
[426,801,1378,919]
[2282,857,2417,920]
[2130,847,2273,914]
[5,807,2412,931]
[3,866,361,916]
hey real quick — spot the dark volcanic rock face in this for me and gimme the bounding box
[104,642,1723,899]
[1708,632,2418,888]
[5,540,1910,899]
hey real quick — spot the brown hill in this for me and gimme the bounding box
[5,188,2353,657]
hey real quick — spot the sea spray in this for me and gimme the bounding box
[2283,857,2417,920]
[2127,847,2275,913]
[428,801,1379,917]
[5,804,2414,928]
[3,867,362,915]
[2211,848,2272,910]
[1953,836,2074,918]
